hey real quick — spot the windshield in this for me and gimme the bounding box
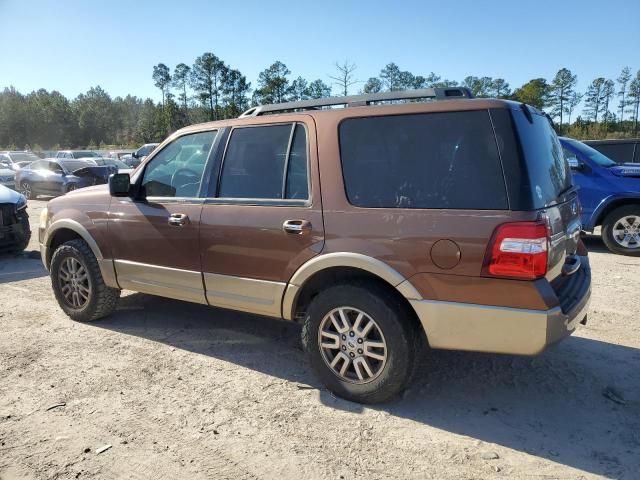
[12,152,40,162]
[567,139,617,168]
[60,160,95,172]
[73,151,99,158]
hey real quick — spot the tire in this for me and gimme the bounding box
[302,282,420,404]
[601,205,640,256]
[11,214,30,253]
[50,239,120,321]
[20,181,34,200]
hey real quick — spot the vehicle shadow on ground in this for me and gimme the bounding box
[582,233,609,254]
[95,292,640,478]
[0,252,47,283]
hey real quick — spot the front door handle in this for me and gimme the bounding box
[168,213,189,227]
[283,219,312,235]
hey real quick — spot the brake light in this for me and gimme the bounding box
[485,222,548,280]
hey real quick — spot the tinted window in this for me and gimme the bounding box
[30,160,47,170]
[589,143,635,164]
[512,110,571,207]
[141,131,216,198]
[60,160,93,172]
[49,162,64,173]
[339,111,508,209]
[565,139,616,167]
[219,124,308,200]
[73,151,99,158]
[285,124,309,199]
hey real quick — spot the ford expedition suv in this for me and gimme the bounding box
[39,88,591,403]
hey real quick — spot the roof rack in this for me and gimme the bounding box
[239,87,473,118]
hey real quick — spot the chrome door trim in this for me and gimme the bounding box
[114,260,207,305]
[203,272,286,317]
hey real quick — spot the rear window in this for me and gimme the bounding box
[511,110,571,208]
[338,111,508,209]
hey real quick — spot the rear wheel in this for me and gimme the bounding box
[50,239,120,321]
[20,181,33,200]
[302,282,420,404]
[602,206,640,256]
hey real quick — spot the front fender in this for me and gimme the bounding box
[587,193,640,230]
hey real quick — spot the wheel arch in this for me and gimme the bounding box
[44,219,103,267]
[593,196,640,228]
[44,220,119,289]
[282,253,423,322]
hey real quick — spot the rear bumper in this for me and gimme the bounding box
[410,258,591,355]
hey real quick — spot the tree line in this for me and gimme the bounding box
[1,55,638,150]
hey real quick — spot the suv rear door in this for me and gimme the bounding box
[199,116,324,317]
[107,129,220,304]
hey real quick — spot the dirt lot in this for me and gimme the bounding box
[1,199,638,479]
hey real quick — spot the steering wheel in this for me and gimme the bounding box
[171,168,200,194]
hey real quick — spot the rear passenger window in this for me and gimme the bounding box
[219,123,309,200]
[339,111,508,209]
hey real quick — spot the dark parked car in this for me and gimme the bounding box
[40,88,590,403]
[15,159,116,199]
[0,184,30,253]
[561,137,640,255]
[584,138,640,164]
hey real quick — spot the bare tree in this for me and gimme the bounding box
[328,60,358,96]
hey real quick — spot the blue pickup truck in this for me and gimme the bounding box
[560,137,640,256]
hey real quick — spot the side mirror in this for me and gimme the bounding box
[109,173,131,196]
[567,156,583,170]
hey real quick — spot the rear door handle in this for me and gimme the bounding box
[283,219,312,235]
[168,213,189,227]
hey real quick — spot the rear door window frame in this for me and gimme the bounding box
[207,121,311,207]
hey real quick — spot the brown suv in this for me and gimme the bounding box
[39,88,591,403]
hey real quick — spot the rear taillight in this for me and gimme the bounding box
[484,222,548,280]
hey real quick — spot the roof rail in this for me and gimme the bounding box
[239,87,473,118]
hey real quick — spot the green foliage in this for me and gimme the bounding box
[511,78,550,109]
[190,53,227,120]
[549,68,577,126]
[362,77,383,93]
[2,59,639,150]
[254,61,292,104]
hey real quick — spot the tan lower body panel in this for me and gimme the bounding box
[410,299,562,355]
[114,260,207,305]
[203,272,285,317]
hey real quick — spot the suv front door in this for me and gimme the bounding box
[108,130,219,304]
[199,117,324,317]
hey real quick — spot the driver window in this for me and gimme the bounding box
[141,130,216,198]
[49,162,63,173]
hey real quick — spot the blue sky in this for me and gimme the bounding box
[1,0,638,103]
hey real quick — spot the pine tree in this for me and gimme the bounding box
[616,67,632,124]
[549,68,577,126]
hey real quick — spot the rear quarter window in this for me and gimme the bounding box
[511,110,570,208]
[338,111,508,210]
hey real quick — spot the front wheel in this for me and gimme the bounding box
[601,206,640,256]
[302,283,420,404]
[50,239,120,321]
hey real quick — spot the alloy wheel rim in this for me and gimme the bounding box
[22,183,31,199]
[318,306,387,384]
[612,215,640,249]
[58,257,91,309]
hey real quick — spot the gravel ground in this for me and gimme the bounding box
[1,200,638,480]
